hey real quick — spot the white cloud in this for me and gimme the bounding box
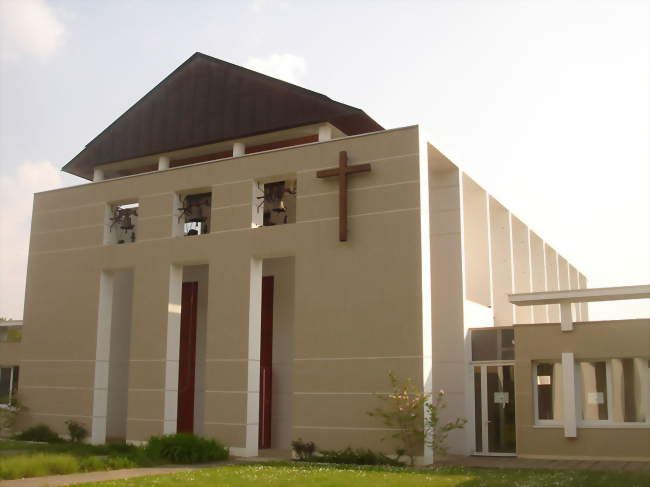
[250,0,268,14]
[245,53,307,84]
[0,161,63,319]
[0,0,66,60]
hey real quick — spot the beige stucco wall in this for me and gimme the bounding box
[515,320,650,460]
[20,126,424,454]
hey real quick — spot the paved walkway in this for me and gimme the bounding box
[0,454,647,486]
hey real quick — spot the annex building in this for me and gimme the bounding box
[2,53,648,463]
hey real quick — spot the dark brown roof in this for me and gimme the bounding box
[62,52,383,179]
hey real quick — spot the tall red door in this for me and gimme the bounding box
[259,276,274,449]
[178,281,198,434]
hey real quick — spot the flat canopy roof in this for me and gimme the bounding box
[509,285,650,305]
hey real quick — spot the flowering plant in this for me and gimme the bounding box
[368,372,466,465]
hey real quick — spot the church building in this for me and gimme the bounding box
[6,53,648,463]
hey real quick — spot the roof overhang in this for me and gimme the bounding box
[509,285,650,306]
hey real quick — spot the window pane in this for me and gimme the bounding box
[611,358,647,423]
[580,361,608,421]
[536,363,562,421]
[11,367,19,396]
[472,330,497,361]
[0,368,10,403]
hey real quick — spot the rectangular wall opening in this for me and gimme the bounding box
[258,257,294,450]
[252,178,297,227]
[105,203,139,245]
[176,265,208,435]
[175,191,212,237]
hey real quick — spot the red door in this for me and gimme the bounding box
[259,276,274,449]
[178,281,198,434]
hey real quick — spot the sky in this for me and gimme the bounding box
[0,0,648,320]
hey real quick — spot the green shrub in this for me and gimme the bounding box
[146,434,229,464]
[315,447,404,466]
[13,424,63,443]
[291,438,316,460]
[0,454,79,480]
[65,420,89,443]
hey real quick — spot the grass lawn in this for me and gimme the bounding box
[75,463,650,487]
[0,439,160,480]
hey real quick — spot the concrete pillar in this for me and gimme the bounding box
[233,142,246,157]
[544,244,560,322]
[158,156,170,171]
[93,167,105,182]
[163,264,183,435]
[569,265,580,320]
[579,274,589,320]
[461,174,491,307]
[529,231,548,323]
[488,197,515,325]
[91,271,114,444]
[562,353,577,438]
[318,124,333,141]
[511,215,533,324]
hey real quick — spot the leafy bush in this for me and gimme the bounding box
[65,420,89,443]
[316,447,404,466]
[146,434,229,464]
[368,372,467,465]
[291,438,316,460]
[0,453,78,480]
[13,424,63,443]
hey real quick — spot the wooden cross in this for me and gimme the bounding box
[316,151,371,241]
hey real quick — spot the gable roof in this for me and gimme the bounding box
[62,52,384,179]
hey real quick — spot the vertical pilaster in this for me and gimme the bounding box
[91,271,113,444]
[163,265,183,434]
[562,352,577,438]
[544,244,560,322]
[246,258,263,456]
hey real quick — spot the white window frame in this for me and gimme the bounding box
[533,361,563,427]
[575,358,650,428]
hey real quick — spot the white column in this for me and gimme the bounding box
[91,272,114,444]
[93,167,105,182]
[233,142,246,157]
[318,124,332,141]
[560,301,573,332]
[245,258,263,456]
[158,155,170,170]
[561,352,577,438]
[163,265,183,434]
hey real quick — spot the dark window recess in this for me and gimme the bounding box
[471,328,515,361]
[536,363,556,420]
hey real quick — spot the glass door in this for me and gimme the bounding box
[474,364,516,454]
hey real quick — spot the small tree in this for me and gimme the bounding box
[368,372,467,466]
[425,390,467,458]
[367,371,427,466]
